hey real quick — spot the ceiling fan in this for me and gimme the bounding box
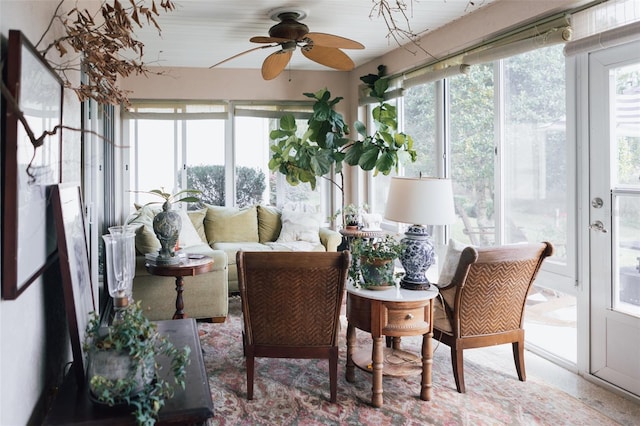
[210,8,364,80]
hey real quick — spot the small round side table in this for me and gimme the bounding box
[145,255,213,319]
[345,282,439,407]
[339,228,386,251]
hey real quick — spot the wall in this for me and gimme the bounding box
[0,1,83,424]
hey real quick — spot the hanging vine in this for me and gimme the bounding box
[369,0,486,59]
[38,0,176,106]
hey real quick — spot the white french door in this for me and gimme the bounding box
[588,40,640,397]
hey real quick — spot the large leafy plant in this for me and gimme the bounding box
[268,65,417,225]
[347,65,417,173]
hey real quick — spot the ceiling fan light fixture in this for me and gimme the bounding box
[269,8,307,22]
[281,41,297,52]
[268,11,309,40]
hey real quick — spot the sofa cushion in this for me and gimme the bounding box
[205,205,259,243]
[212,242,272,266]
[257,205,281,243]
[265,241,326,252]
[275,210,321,244]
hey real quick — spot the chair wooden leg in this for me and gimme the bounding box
[329,350,338,403]
[451,346,466,393]
[512,340,526,382]
[246,354,255,400]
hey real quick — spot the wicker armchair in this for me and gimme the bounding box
[433,242,554,393]
[236,250,351,402]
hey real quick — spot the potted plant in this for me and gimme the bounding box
[84,302,190,425]
[349,234,405,289]
[268,69,417,229]
[343,204,363,229]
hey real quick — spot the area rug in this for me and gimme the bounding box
[198,297,616,425]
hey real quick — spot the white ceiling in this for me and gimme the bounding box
[133,0,497,71]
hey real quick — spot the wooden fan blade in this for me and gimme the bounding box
[305,33,364,49]
[209,45,276,68]
[262,50,293,80]
[302,45,355,71]
[250,36,291,44]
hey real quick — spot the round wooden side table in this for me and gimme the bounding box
[345,282,439,407]
[339,228,386,251]
[145,255,213,319]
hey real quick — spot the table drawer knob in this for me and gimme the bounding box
[405,313,414,320]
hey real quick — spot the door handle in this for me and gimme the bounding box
[589,220,608,233]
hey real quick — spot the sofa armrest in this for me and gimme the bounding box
[319,228,342,252]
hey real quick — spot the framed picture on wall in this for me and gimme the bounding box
[52,184,96,387]
[2,29,63,300]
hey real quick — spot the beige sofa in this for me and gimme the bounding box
[127,204,342,321]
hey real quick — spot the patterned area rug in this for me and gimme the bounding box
[198,297,616,425]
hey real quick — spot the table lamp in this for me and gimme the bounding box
[384,176,455,290]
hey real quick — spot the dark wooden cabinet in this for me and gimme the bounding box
[44,318,213,425]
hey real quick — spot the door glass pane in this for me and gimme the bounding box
[503,45,569,262]
[449,64,495,246]
[615,195,640,316]
[185,120,225,206]
[612,62,640,316]
[613,63,640,186]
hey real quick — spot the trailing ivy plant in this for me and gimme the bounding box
[268,65,417,226]
[84,302,190,425]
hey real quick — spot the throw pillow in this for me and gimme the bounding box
[204,205,259,243]
[177,209,204,248]
[257,205,282,243]
[127,205,161,255]
[187,208,207,243]
[437,239,467,286]
[276,210,321,244]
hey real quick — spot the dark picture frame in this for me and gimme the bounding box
[52,184,96,387]
[2,29,63,299]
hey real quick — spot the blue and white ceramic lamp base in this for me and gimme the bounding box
[399,225,436,291]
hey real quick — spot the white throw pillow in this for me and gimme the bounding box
[177,209,204,248]
[437,239,467,286]
[276,210,321,244]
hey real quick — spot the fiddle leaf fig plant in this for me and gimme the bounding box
[269,88,350,192]
[268,66,417,227]
[346,64,417,175]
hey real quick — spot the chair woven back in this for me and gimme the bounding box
[453,242,553,337]
[237,251,351,348]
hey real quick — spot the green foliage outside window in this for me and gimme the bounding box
[185,165,266,207]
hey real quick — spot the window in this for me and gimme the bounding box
[125,101,326,218]
[126,102,227,208]
[449,63,496,247]
[234,114,325,212]
[503,46,569,260]
[369,43,576,363]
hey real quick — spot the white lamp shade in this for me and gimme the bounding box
[384,177,456,225]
